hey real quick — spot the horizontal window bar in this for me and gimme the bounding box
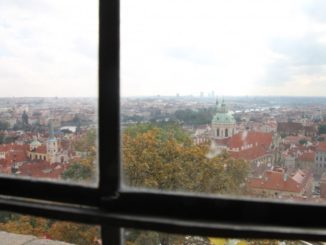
[104,191,326,230]
[0,194,325,241]
[0,177,99,206]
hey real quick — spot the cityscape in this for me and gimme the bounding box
[122,95,326,202]
[0,97,97,184]
[1,94,326,200]
[2,0,326,243]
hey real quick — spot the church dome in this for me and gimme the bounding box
[30,139,41,148]
[211,99,236,125]
[212,111,236,124]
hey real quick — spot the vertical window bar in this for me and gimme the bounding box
[99,0,121,199]
[101,225,122,245]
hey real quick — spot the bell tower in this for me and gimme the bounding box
[47,121,58,164]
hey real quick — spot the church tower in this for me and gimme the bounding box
[47,121,58,164]
[211,98,236,139]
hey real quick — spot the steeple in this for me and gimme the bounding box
[221,98,227,113]
[47,120,58,164]
[49,120,55,139]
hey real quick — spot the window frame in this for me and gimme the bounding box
[0,0,325,244]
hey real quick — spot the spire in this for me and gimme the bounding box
[49,120,55,139]
[221,97,227,112]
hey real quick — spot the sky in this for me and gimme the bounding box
[2,1,326,97]
[0,0,98,97]
[121,0,326,97]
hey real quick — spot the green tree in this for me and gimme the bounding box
[61,162,93,181]
[0,121,9,130]
[319,124,326,134]
[173,108,215,125]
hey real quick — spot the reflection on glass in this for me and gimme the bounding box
[0,1,98,185]
[124,229,306,245]
[121,0,326,203]
[0,211,100,245]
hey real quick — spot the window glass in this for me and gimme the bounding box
[121,0,326,203]
[0,1,98,185]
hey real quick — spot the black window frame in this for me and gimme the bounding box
[0,0,326,244]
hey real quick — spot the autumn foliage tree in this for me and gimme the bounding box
[62,128,97,183]
[0,214,100,245]
[123,123,249,195]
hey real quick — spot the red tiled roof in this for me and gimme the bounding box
[35,145,47,154]
[277,122,303,132]
[0,144,28,152]
[247,169,312,193]
[17,161,67,179]
[317,142,326,152]
[298,152,315,162]
[0,144,29,164]
[230,146,269,161]
[227,131,273,149]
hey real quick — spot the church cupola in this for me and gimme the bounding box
[211,98,236,139]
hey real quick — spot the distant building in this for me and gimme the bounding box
[277,122,317,137]
[277,122,304,136]
[27,130,70,164]
[297,151,315,171]
[247,168,313,198]
[314,142,326,177]
[320,172,326,198]
[211,99,236,139]
[21,111,29,126]
[227,131,275,176]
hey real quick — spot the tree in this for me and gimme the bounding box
[61,162,93,182]
[0,214,100,245]
[319,124,326,134]
[0,215,49,237]
[73,128,97,153]
[123,123,249,194]
[173,108,215,125]
[0,121,9,130]
[48,221,100,245]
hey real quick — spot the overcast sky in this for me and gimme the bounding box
[0,0,98,97]
[121,0,326,97]
[2,1,326,97]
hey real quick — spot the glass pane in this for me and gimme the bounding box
[121,0,326,202]
[0,211,100,245]
[0,1,98,185]
[124,229,316,245]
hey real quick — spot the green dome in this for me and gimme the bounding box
[212,111,236,124]
[30,140,41,147]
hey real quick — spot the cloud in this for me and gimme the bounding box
[258,33,326,90]
[0,0,51,12]
[304,0,326,22]
[166,47,216,65]
[0,0,98,97]
[271,35,326,66]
